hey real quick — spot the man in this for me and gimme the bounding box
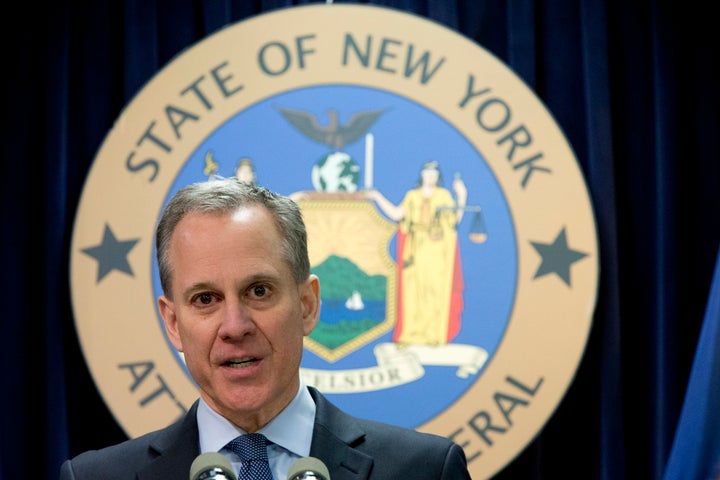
[60,178,471,479]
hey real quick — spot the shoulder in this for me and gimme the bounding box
[59,429,165,480]
[354,415,460,454]
[351,419,470,479]
[59,401,200,480]
[308,387,470,479]
[309,385,452,448]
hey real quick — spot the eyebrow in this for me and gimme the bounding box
[180,281,217,300]
[180,273,280,299]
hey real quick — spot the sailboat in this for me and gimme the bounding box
[345,290,365,310]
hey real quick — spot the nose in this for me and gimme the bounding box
[217,299,257,340]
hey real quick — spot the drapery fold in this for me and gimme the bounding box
[649,1,678,475]
[662,246,720,480]
[577,2,626,478]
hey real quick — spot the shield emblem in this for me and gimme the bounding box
[298,192,397,362]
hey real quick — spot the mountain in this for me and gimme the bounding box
[312,254,387,300]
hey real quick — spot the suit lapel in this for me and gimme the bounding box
[308,387,374,480]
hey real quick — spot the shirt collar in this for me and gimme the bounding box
[197,378,316,458]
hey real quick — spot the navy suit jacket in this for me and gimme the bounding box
[59,386,471,479]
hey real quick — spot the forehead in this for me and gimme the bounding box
[172,205,277,246]
[168,206,287,280]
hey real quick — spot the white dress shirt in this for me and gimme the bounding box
[196,378,317,479]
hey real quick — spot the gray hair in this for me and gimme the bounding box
[155,178,310,298]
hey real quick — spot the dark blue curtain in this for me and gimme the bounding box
[3,0,719,478]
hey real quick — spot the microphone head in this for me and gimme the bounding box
[190,452,237,480]
[287,456,330,480]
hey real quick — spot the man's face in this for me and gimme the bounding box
[157,205,320,431]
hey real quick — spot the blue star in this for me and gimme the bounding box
[531,227,588,286]
[81,224,140,283]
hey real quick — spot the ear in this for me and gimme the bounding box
[158,295,183,352]
[300,274,321,336]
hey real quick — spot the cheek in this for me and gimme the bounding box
[269,312,307,354]
[176,316,215,349]
[280,335,306,368]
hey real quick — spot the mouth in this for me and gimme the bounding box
[223,357,259,368]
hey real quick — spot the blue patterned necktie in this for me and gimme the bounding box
[226,433,274,480]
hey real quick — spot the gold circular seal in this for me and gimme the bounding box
[70,4,599,478]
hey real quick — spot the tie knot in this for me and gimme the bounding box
[227,433,269,462]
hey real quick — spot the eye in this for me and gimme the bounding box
[244,282,278,309]
[198,292,214,304]
[191,291,218,307]
[251,284,267,298]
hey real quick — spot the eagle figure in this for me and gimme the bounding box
[276,106,385,150]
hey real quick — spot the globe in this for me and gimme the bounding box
[311,151,360,192]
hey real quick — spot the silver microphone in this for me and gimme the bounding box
[287,456,330,480]
[190,452,237,480]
